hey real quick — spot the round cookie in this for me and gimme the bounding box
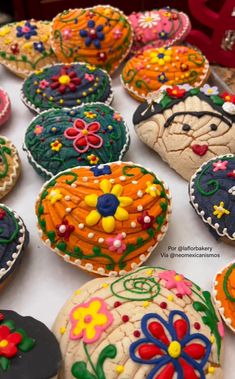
[0,204,29,290]
[190,154,235,244]
[0,20,58,78]
[53,266,224,379]
[133,86,235,180]
[213,262,235,333]
[129,7,191,54]
[0,136,20,200]
[50,5,133,75]
[24,103,130,179]
[0,310,61,378]
[121,45,209,102]
[21,62,113,113]
[35,162,171,276]
[0,88,11,127]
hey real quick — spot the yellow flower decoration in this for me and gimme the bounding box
[85,179,133,233]
[145,181,161,197]
[4,38,11,45]
[51,140,62,152]
[47,189,62,204]
[150,48,172,66]
[22,42,33,50]
[213,201,230,219]
[87,154,99,164]
[0,26,11,37]
[84,111,96,119]
[41,34,49,43]
[86,64,96,71]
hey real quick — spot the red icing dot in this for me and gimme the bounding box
[176,294,183,299]
[134,330,140,338]
[160,302,167,309]
[0,313,4,321]
[194,322,201,330]
[114,301,122,308]
[122,315,129,323]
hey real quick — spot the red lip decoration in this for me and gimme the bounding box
[192,144,208,156]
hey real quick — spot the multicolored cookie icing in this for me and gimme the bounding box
[190,154,235,244]
[24,103,130,179]
[0,20,58,78]
[121,45,209,101]
[51,5,133,75]
[0,88,11,127]
[133,86,235,180]
[129,7,191,54]
[21,63,113,113]
[0,310,61,378]
[53,266,224,379]
[0,136,20,200]
[35,162,171,276]
[213,262,235,333]
[0,205,29,289]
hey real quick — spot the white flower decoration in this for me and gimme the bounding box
[138,11,160,28]
[200,84,219,96]
[228,186,235,196]
[222,101,235,115]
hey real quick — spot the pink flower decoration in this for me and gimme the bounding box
[39,79,49,89]
[34,124,44,135]
[84,73,94,82]
[106,233,126,254]
[64,119,103,153]
[158,270,192,296]
[62,28,72,40]
[218,320,224,338]
[113,28,122,39]
[213,160,228,172]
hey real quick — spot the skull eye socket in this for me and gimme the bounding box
[210,123,218,131]
[182,124,191,132]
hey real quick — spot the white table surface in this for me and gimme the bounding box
[0,64,233,378]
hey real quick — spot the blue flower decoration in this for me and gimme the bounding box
[158,72,168,84]
[33,41,45,53]
[80,20,104,49]
[130,310,211,379]
[159,30,169,40]
[91,165,111,177]
[16,21,37,40]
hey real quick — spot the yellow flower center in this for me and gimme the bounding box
[168,341,181,358]
[59,75,71,85]
[145,16,153,22]
[174,275,182,282]
[0,339,8,348]
[82,130,89,135]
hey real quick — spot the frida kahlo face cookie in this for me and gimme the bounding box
[0,136,20,200]
[0,310,61,378]
[24,103,130,179]
[133,86,235,180]
[121,45,209,102]
[129,7,191,54]
[190,154,235,244]
[53,266,224,379]
[35,162,171,276]
[0,20,58,78]
[0,88,11,127]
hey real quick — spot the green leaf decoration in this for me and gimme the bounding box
[0,138,6,145]
[0,356,9,371]
[211,95,224,106]
[38,205,44,216]
[56,241,67,252]
[47,231,56,243]
[71,361,96,379]
[193,301,208,312]
[96,344,117,379]
[41,190,48,200]
[2,147,11,155]
[16,328,36,352]
[1,319,15,331]
[189,88,200,95]
[160,95,172,109]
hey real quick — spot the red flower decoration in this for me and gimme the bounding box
[10,43,20,55]
[64,119,103,153]
[56,219,75,241]
[0,325,22,358]
[220,92,235,104]
[137,211,154,230]
[0,209,6,220]
[97,52,107,62]
[166,86,186,98]
[50,66,82,94]
[227,170,235,178]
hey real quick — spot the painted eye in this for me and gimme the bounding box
[210,124,218,131]
[182,124,191,132]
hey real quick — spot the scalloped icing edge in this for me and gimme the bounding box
[0,136,21,198]
[36,160,172,277]
[50,5,134,76]
[23,102,130,179]
[0,87,11,124]
[189,153,235,241]
[20,62,114,114]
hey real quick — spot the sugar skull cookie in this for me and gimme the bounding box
[51,5,133,75]
[134,86,235,180]
[53,266,224,379]
[129,7,191,54]
[24,103,130,179]
[0,88,11,127]
[0,20,58,78]
[190,154,235,244]
[213,262,235,333]
[0,310,61,378]
[21,63,113,113]
[36,162,171,276]
[121,45,209,101]
[0,136,20,199]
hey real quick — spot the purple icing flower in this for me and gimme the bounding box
[80,20,105,49]
[158,72,168,84]
[33,41,45,53]
[91,165,111,177]
[159,30,169,40]
[16,21,37,40]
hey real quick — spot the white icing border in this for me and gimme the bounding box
[20,62,114,113]
[189,153,235,241]
[23,102,131,178]
[36,161,172,277]
[0,136,20,198]
[0,87,11,125]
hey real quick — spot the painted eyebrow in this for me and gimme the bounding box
[164,111,232,128]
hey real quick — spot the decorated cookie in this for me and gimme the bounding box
[0,136,20,199]
[129,7,191,54]
[21,63,113,113]
[0,20,58,78]
[133,86,235,180]
[0,205,29,290]
[213,262,235,333]
[35,162,171,276]
[190,154,235,244]
[53,266,224,379]
[0,88,11,126]
[50,6,133,75]
[24,103,130,179]
[0,310,61,378]
[121,45,209,101]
